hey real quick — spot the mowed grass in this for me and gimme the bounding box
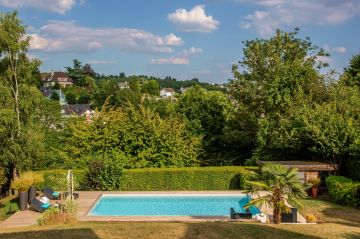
[0,196,19,222]
[0,198,359,239]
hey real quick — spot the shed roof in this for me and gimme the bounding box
[256,160,337,171]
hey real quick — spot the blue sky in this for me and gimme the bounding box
[0,0,359,83]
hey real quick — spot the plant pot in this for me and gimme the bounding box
[28,185,36,203]
[312,187,319,198]
[19,191,28,211]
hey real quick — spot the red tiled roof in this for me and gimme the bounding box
[43,72,74,83]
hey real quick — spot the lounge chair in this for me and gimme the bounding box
[30,198,52,213]
[43,187,61,200]
[230,207,253,219]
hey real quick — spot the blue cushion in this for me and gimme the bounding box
[40,203,51,209]
[52,191,60,197]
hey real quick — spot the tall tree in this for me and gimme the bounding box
[176,86,236,165]
[229,29,328,162]
[66,105,201,168]
[0,12,62,195]
[341,53,360,87]
[65,59,86,86]
[0,11,42,181]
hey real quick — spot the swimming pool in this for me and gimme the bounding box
[89,194,261,217]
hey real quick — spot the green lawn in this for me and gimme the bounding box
[0,198,359,239]
[0,196,19,222]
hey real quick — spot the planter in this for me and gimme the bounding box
[28,185,36,203]
[19,191,28,211]
[312,187,319,198]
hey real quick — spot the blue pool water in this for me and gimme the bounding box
[89,194,261,216]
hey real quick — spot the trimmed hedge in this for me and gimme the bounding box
[326,176,360,207]
[35,166,257,191]
[121,166,257,191]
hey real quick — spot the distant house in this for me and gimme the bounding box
[180,87,187,94]
[118,81,129,89]
[43,71,74,88]
[160,88,175,97]
[61,104,94,121]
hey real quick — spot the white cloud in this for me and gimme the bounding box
[88,60,117,65]
[240,0,360,37]
[151,46,202,65]
[151,57,189,65]
[332,46,346,53]
[164,33,184,46]
[28,21,183,54]
[0,0,76,14]
[168,5,219,33]
[323,44,347,54]
[181,46,203,56]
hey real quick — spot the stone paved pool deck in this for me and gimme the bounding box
[0,191,306,228]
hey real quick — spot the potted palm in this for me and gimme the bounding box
[308,178,321,198]
[244,163,308,224]
[12,175,33,211]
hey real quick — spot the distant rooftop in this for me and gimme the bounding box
[256,160,337,171]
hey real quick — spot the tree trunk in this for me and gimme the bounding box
[9,164,19,196]
[273,207,281,224]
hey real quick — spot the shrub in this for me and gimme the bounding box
[35,170,86,191]
[38,199,79,226]
[62,198,79,224]
[326,176,360,207]
[83,157,123,190]
[0,168,7,192]
[121,166,255,191]
[308,178,320,188]
[37,207,63,226]
[305,214,317,223]
[11,175,32,192]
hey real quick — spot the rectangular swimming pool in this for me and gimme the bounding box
[89,194,261,217]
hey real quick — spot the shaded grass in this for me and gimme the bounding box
[1,221,360,239]
[0,198,359,239]
[0,196,19,222]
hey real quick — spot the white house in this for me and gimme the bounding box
[43,71,74,88]
[160,88,176,97]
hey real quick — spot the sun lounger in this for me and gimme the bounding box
[230,207,253,219]
[30,198,52,213]
[43,187,61,200]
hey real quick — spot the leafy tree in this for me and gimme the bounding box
[142,79,160,96]
[65,91,77,104]
[245,163,308,224]
[119,72,126,78]
[0,12,45,183]
[65,59,86,86]
[230,29,328,162]
[176,86,235,165]
[83,63,96,77]
[78,92,90,104]
[128,76,141,94]
[93,79,118,108]
[52,82,60,90]
[66,105,201,168]
[50,91,60,101]
[83,156,123,190]
[341,53,360,87]
[143,98,176,118]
